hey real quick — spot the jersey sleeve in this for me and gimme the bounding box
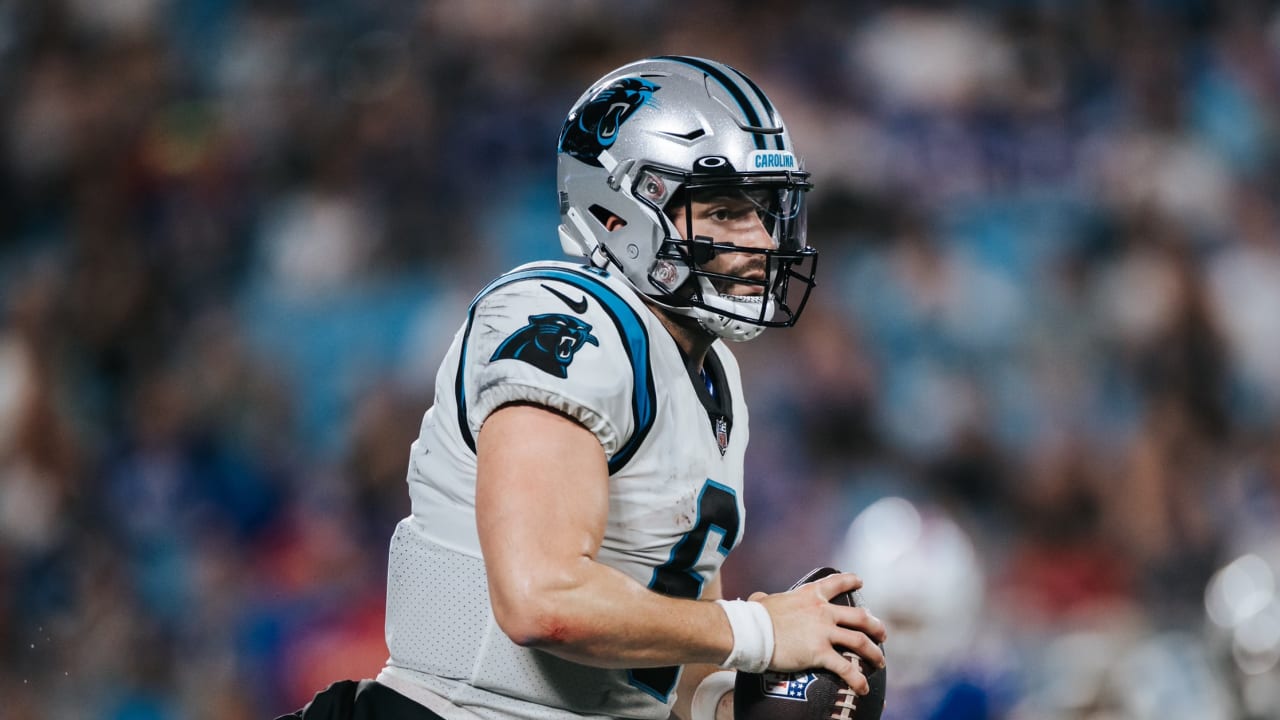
[459,270,643,457]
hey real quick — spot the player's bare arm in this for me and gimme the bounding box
[477,402,734,668]
[476,403,886,690]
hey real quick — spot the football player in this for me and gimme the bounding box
[835,497,1008,719]
[280,56,886,720]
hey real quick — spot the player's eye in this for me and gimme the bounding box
[706,203,755,222]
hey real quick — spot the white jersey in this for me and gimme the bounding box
[383,261,749,720]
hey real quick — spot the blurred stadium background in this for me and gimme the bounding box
[3,0,1280,718]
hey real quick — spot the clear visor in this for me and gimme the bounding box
[672,179,809,253]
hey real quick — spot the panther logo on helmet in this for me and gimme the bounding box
[558,77,660,167]
[490,313,600,379]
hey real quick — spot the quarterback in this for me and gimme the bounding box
[279,56,886,720]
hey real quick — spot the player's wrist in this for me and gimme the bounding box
[715,599,774,673]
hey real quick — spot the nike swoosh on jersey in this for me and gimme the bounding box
[543,283,589,313]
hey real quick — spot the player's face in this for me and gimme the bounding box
[668,189,777,296]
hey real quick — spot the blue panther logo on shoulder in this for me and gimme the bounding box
[558,77,660,167]
[491,313,600,379]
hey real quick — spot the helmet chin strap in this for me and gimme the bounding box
[635,285,770,343]
[695,289,775,342]
[664,274,776,343]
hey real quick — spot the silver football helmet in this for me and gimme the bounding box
[556,56,817,342]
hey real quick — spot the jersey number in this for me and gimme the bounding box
[628,480,741,702]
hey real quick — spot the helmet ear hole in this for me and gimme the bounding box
[588,205,627,232]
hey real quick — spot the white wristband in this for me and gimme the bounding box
[715,599,775,673]
[691,670,736,720]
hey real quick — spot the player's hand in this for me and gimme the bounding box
[749,572,887,694]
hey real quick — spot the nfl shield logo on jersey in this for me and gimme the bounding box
[761,671,817,700]
[714,416,730,456]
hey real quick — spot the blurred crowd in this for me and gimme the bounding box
[3,0,1280,718]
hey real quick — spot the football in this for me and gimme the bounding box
[734,567,886,720]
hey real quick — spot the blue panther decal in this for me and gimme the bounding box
[491,313,600,378]
[558,77,660,167]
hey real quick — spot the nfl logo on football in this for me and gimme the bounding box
[762,671,817,701]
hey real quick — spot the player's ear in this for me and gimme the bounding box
[586,204,627,232]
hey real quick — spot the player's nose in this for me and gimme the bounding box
[737,213,775,251]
